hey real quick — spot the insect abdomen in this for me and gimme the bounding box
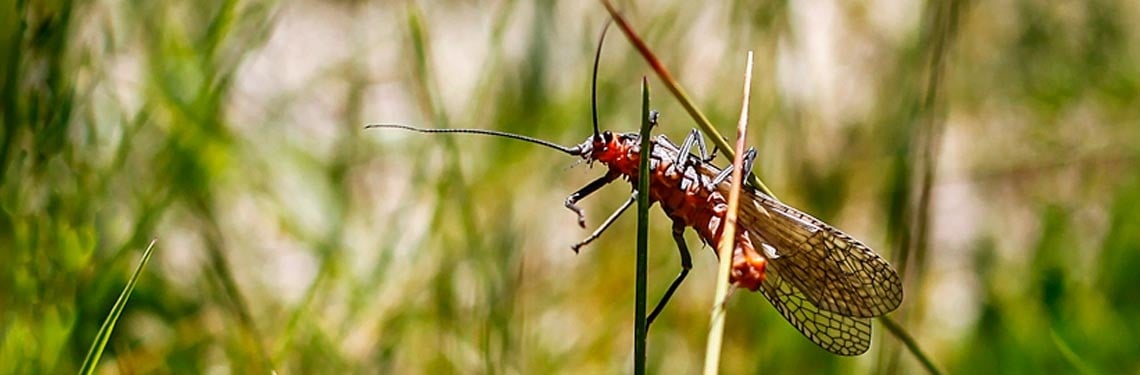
[604,138,768,290]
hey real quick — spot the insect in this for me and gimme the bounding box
[366,25,903,356]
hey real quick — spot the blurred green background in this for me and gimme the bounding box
[3,0,1139,373]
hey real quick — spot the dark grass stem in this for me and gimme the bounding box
[634,77,652,375]
[79,239,158,375]
[881,316,944,375]
[882,1,963,374]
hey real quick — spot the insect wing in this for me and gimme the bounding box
[737,188,901,355]
[738,192,903,318]
[755,263,874,355]
[699,162,902,355]
[655,136,902,354]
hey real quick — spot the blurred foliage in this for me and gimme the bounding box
[1,0,1138,373]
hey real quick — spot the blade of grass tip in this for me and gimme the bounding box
[79,238,158,375]
[703,51,753,375]
[598,0,775,201]
[634,76,652,375]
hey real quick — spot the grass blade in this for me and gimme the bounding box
[78,238,158,375]
[634,76,653,375]
[880,316,944,375]
[703,51,753,375]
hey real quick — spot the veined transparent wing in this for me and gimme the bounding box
[755,261,875,355]
[734,187,903,318]
[652,136,902,354]
[696,161,902,355]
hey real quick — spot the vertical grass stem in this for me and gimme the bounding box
[703,52,753,375]
[633,77,653,375]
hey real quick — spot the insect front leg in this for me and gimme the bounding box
[646,219,694,328]
[565,172,620,228]
[570,190,637,253]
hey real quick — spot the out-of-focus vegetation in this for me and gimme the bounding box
[2,0,1138,373]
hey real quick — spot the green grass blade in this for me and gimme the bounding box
[78,238,158,375]
[634,76,652,375]
[880,315,944,375]
[1051,329,1099,375]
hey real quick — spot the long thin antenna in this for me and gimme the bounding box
[365,124,583,155]
[591,20,613,141]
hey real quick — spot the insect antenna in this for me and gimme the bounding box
[590,20,612,142]
[364,124,584,156]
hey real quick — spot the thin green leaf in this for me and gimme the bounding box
[78,238,158,375]
[634,76,652,375]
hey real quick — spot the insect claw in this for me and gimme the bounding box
[719,285,739,308]
[565,201,588,228]
[565,173,619,229]
[570,191,636,254]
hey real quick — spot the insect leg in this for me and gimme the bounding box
[703,144,719,164]
[570,190,637,253]
[709,147,758,187]
[675,128,718,166]
[646,220,693,327]
[740,147,757,178]
[713,284,739,312]
[691,129,718,163]
[676,129,701,167]
[565,172,620,228]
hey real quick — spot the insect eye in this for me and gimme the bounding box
[602,131,613,142]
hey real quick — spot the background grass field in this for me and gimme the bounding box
[3,0,1139,373]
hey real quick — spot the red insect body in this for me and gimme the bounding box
[589,132,768,291]
[367,123,903,355]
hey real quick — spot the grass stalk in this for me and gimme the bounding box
[703,52,753,375]
[598,0,774,199]
[633,76,653,375]
[880,316,944,375]
[78,238,158,375]
[881,1,962,373]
